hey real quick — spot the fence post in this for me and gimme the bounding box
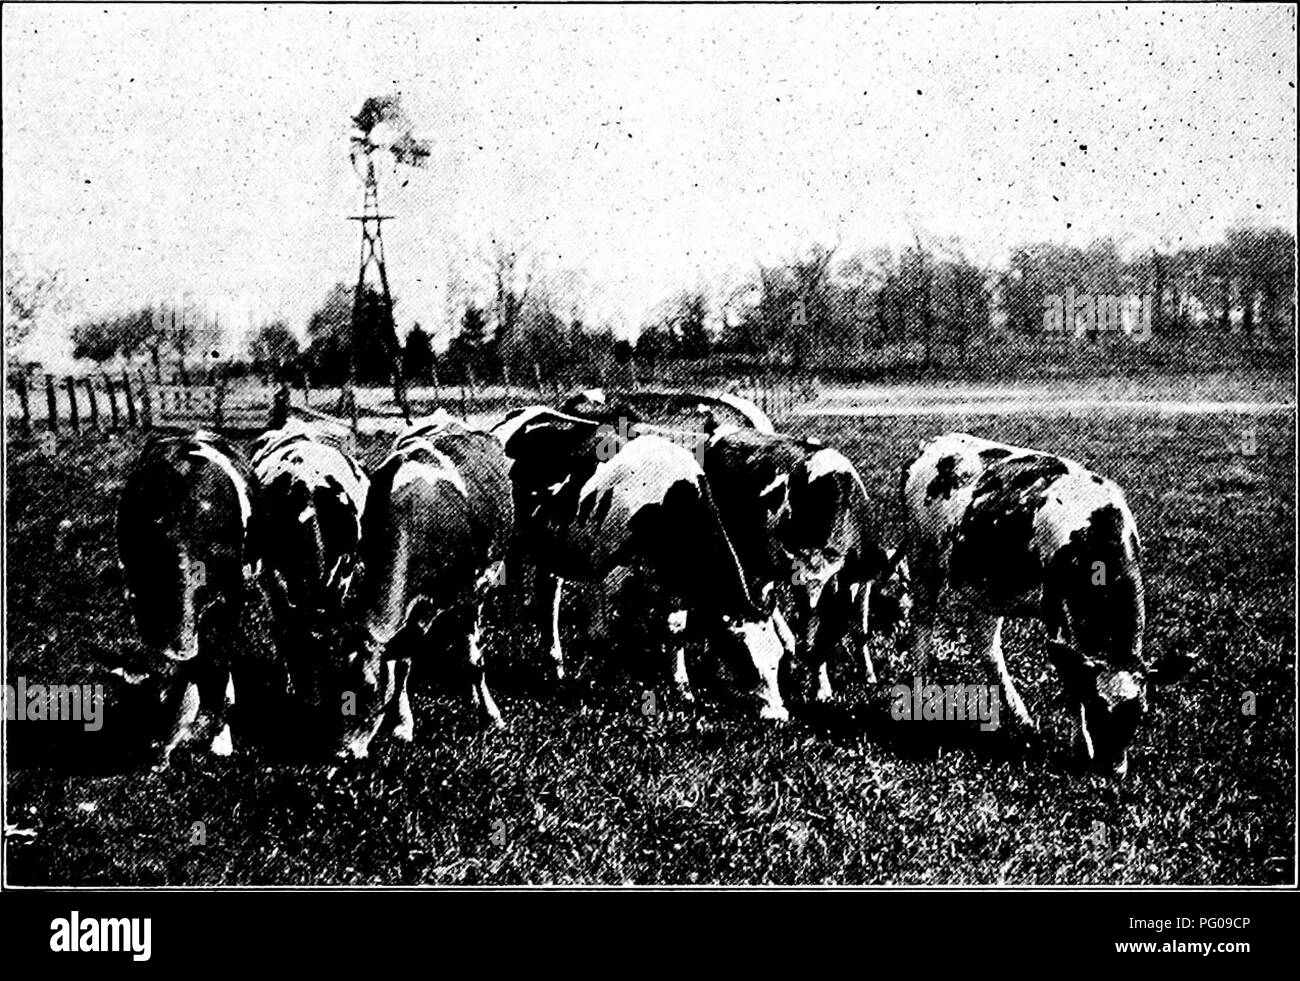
[213,364,227,430]
[12,372,32,435]
[104,373,122,429]
[83,377,100,429]
[64,376,81,432]
[345,384,359,438]
[137,369,153,429]
[120,369,137,428]
[44,374,59,432]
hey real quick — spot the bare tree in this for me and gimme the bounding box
[484,241,534,378]
[3,249,66,363]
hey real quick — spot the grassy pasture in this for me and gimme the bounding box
[2,400,1294,885]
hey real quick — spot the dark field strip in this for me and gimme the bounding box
[3,410,1294,885]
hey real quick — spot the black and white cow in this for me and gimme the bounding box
[250,419,369,720]
[901,433,1193,775]
[116,430,258,764]
[493,406,790,721]
[702,427,896,698]
[338,413,514,758]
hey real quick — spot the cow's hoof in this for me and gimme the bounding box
[210,726,233,757]
[392,722,415,744]
[339,741,370,761]
[149,740,175,772]
[759,705,790,724]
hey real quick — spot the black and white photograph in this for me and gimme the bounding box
[2,0,1295,906]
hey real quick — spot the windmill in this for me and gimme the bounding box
[347,94,430,422]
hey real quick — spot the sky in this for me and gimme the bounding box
[3,3,1295,361]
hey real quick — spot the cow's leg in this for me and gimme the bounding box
[792,600,834,703]
[156,672,201,768]
[909,597,938,681]
[906,550,941,680]
[208,673,236,756]
[342,652,392,760]
[771,604,798,658]
[464,602,505,728]
[547,574,566,681]
[855,580,878,684]
[666,608,693,702]
[388,658,415,743]
[198,623,243,756]
[970,613,1034,728]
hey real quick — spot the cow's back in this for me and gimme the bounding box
[359,422,514,616]
[119,431,255,590]
[252,426,369,611]
[417,428,514,563]
[571,435,759,619]
[704,429,813,581]
[904,433,1141,630]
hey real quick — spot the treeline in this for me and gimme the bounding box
[52,224,1296,385]
[709,227,1294,371]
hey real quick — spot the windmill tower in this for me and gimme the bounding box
[347,95,430,422]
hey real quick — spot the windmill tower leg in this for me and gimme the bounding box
[350,160,412,426]
[373,242,411,423]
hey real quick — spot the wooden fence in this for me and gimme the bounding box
[6,364,814,442]
[7,369,152,435]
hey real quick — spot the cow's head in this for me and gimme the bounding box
[1047,641,1195,776]
[786,547,846,611]
[720,602,789,723]
[329,631,392,759]
[867,547,912,638]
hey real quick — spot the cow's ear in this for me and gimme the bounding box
[1148,651,1197,686]
[109,665,151,686]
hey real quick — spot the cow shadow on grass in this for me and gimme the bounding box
[791,681,1050,767]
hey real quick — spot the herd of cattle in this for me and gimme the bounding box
[112,390,1193,778]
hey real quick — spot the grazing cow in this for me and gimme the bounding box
[338,413,513,758]
[901,432,1193,775]
[116,430,258,764]
[702,427,896,698]
[493,406,790,721]
[250,419,369,720]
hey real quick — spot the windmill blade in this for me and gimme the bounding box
[349,93,429,187]
[389,131,431,168]
[352,94,407,137]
